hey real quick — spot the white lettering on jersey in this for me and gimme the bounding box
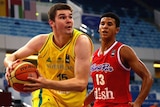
[94,87,115,100]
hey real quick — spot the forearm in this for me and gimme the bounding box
[4,55,17,67]
[46,77,88,92]
[135,76,153,105]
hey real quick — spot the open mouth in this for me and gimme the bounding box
[66,26,72,29]
[102,31,108,34]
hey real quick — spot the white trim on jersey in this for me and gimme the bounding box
[117,44,131,71]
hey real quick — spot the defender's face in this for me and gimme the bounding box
[99,17,119,40]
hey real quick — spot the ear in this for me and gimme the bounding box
[116,27,120,34]
[48,19,55,28]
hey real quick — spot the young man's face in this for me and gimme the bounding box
[98,17,120,40]
[52,10,74,35]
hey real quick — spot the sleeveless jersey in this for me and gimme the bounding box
[33,29,93,107]
[90,41,132,106]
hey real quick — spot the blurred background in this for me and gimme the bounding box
[0,0,160,106]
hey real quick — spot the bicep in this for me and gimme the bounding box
[12,35,43,59]
[121,46,150,78]
[13,45,35,59]
[4,39,37,67]
[74,35,92,80]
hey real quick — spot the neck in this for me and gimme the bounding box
[52,32,72,48]
[101,40,116,53]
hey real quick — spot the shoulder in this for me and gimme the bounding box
[33,34,48,40]
[76,34,93,50]
[31,34,49,45]
[119,45,137,68]
[120,44,135,55]
[28,34,49,51]
[73,29,91,41]
[77,34,91,41]
[119,44,138,64]
[75,34,93,56]
[73,29,94,53]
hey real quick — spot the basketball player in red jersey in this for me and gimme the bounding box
[83,12,153,107]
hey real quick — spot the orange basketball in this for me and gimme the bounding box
[9,61,38,92]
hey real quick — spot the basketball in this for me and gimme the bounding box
[9,61,38,92]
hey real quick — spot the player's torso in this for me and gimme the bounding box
[91,41,132,104]
[36,29,87,107]
[37,30,81,80]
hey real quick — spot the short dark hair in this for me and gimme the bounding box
[101,12,120,27]
[48,3,73,21]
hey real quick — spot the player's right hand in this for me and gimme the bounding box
[5,59,21,84]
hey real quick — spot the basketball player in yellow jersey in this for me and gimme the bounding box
[4,3,94,107]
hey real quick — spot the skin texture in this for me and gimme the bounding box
[4,9,93,92]
[83,14,153,107]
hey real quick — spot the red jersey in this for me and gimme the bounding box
[91,41,132,106]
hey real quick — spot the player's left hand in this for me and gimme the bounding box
[23,73,48,91]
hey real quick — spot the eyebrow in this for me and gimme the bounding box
[58,13,72,16]
[58,13,65,16]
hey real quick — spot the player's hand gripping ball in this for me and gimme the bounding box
[9,61,38,92]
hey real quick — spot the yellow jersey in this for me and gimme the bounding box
[32,29,93,107]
